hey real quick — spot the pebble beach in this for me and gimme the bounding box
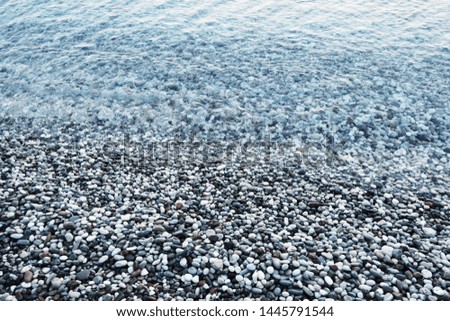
[0,0,449,301]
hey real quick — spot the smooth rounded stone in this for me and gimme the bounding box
[51,278,62,289]
[63,221,76,230]
[432,287,446,296]
[420,287,432,296]
[115,260,128,268]
[384,293,394,301]
[359,284,372,293]
[99,228,109,236]
[267,266,274,274]
[164,271,175,278]
[140,268,149,276]
[187,267,197,275]
[10,233,24,239]
[23,271,33,283]
[252,288,263,294]
[236,275,244,282]
[381,245,394,258]
[422,227,436,238]
[424,283,433,291]
[210,258,224,270]
[153,226,165,234]
[319,289,328,296]
[98,255,109,264]
[421,269,433,279]
[111,248,121,256]
[362,232,374,241]
[76,269,90,281]
[69,291,81,299]
[281,264,289,271]
[229,253,239,264]
[17,240,30,246]
[180,258,187,267]
[443,270,450,280]
[86,235,96,242]
[256,270,265,280]
[299,259,309,267]
[324,276,334,286]
[292,269,301,277]
[288,288,303,296]
[392,249,402,258]
[93,276,103,284]
[183,274,193,282]
[65,233,74,242]
[175,200,184,209]
[303,286,314,297]
[274,287,282,296]
[247,263,256,271]
[272,258,281,269]
[279,279,293,287]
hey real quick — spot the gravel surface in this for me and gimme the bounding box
[0,120,449,301]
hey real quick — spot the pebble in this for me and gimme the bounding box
[421,269,432,279]
[17,240,30,246]
[210,258,223,270]
[183,274,193,282]
[359,284,372,293]
[432,287,445,296]
[51,278,62,289]
[443,270,450,280]
[69,291,81,299]
[256,270,265,280]
[98,255,109,264]
[247,263,256,271]
[324,276,333,286]
[76,269,90,281]
[384,293,394,301]
[115,260,128,268]
[381,245,394,258]
[23,271,33,282]
[65,233,74,242]
[422,227,436,238]
[279,279,292,287]
[272,258,281,269]
[64,222,76,230]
